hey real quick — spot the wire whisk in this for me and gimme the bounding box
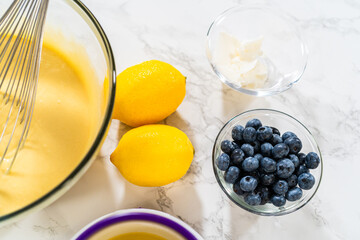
[0,0,49,173]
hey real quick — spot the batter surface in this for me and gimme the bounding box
[0,40,100,216]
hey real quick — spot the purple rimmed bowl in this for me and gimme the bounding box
[72,208,204,240]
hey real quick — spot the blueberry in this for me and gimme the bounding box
[297,153,306,165]
[221,140,236,154]
[284,137,302,154]
[289,154,300,168]
[282,131,297,141]
[272,143,290,159]
[260,173,276,186]
[256,186,271,205]
[270,134,283,145]
[286,187,303,201]
[241,143,254,157]
[245,119,262,130]
[286,174,298,188]
[298,173,315,190]
[246,171,260,183]
[242,157,259,172]
[231,149,245,166]
[240,176,258,192]
[224,166,240,183]
[232,141,240,149]
[260,157,276,173]
[276,159,295,178]
[260,142,273,157]
[271,127,280,136]
[254,153,263,161]
[250,140,261,153]
[296,165,309,176]
[271,195,286,207]
[232,125,244,141]
[257,126,273,142]
[243,127,257,143]
[244,192,262,206]
[273,180,289,195]
[305,152,320,169]
[234,141,243,148]
[216,153,230,171]
[233,181,244,195]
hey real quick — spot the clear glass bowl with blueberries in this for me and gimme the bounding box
[212,109,322,216]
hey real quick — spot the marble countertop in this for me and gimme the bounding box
[1,0,360,239]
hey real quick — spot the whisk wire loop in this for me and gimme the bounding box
[0,0,49,173]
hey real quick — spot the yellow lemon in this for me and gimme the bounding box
[110,124,194,187]
[113,60,186,127]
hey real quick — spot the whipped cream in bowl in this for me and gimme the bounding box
[206,5,307,96]
[213,32,268,89]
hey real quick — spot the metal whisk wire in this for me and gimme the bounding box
[0,0,49,173]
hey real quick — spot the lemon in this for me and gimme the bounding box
[110,124,194,187]
[113,60,186,127]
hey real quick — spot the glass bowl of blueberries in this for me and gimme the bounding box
[212,109,322,216]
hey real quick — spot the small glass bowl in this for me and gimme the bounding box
[212,109,322,216]
[206,5,308,96]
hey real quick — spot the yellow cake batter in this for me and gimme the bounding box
[0,37,101,216]
[109,232,167,240]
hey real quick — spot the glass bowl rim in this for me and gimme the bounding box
[212,109,323,216]
[0,0,116,223]
[206,5,308,96]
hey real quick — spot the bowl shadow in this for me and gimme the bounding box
[229,201,260,238]
[221,84,257,119]
[113,167,204,238]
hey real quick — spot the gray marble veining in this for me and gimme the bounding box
[0,0,359,239]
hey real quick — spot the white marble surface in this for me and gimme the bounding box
[1,0,360,239]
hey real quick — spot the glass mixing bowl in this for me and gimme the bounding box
[206,5,308,96]
[0,0,116,226]
[212,109,322,216]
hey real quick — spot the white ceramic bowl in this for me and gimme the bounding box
[72,208,204,240]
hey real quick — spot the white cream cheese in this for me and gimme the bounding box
[213,32,268,88]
